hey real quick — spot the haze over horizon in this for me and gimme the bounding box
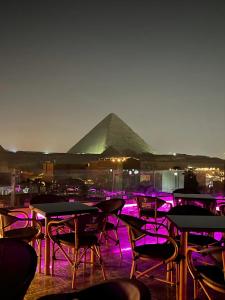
[1,1,225,158]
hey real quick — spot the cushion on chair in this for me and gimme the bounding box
[196,265,225,288]
[54,232,98,247]
[134,242,175,259]
[4,227,39,241]
[175,234,219,247]
[140,209,167,218]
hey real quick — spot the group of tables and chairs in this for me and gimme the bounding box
[1,191,225,299]
[132,193,225,300]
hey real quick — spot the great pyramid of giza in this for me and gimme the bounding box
[68,113,152,155]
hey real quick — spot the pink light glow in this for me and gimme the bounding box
[121,247,131,252]
[37,213,45,219]
[124,203,137,208]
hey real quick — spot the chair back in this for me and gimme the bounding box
[119,214,147,243]
[76,212,106,234]
[30,194,66,205]
[54,212,106,250]
[0,238,37,300]
[136,196,166,217]
[0,208,18,237]
[187,246,225,295]
[95,198,125,215]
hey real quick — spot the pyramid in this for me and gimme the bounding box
[68,113,152,155]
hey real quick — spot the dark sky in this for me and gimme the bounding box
[1,0,225,158]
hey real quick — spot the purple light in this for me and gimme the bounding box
[121,247,131,252]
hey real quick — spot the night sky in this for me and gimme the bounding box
[1,1,225,158]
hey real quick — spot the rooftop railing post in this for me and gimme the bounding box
[10,168,16,207]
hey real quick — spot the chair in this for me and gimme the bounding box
[95,198,125,257]
[0,207,42,272]
[47,212,107,289]
[118,214,178,286]
[37,278,151,300]
[136,196,171,231]
[187,246,225,300]
[168,205,220,247]
[0,238,37,300]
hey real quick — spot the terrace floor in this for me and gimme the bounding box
[24,220,223,300]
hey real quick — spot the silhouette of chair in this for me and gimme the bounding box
[0,238,37,300]
[0,207,42,272]
[168,205,220,247]
[118,214,178,286]
[36,278,151,300]
[47,212,107,289]
[95,198,125,257]
[187,246,225,300]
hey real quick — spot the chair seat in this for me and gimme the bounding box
[196,265,225,288]
[175,234,219,246]
[140,209,167,218]
[4,227,39,241]
[134,243,175,259]
[54,232,98,247]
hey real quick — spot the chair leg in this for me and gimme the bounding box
[38,239,42,273]
[51,243,56,276]
[193,279,199,300]
[130,259,136,279]
[166,262,173,285]
[175,263,180,300]
[94,245,106,280]
[114,229,122,259]
[72,250,79,289]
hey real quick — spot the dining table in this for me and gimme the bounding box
[173,193,216,209]
[29,201,98,275]
[167,214,225,300]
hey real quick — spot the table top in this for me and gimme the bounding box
[167,215,225,232]
[29,201,98,217]
[173,193,215,200]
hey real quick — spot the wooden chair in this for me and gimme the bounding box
[47,212,107,289]
[118,214,179,287]
[136,196,171,231]
[95,198,125,257]
[0,207,43,272]
[187,246,225,300]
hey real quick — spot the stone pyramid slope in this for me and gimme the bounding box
[68,113,152,155]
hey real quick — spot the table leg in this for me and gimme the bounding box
[45,216,50,275]
[179,231,188,300]
[31,210,36,248]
